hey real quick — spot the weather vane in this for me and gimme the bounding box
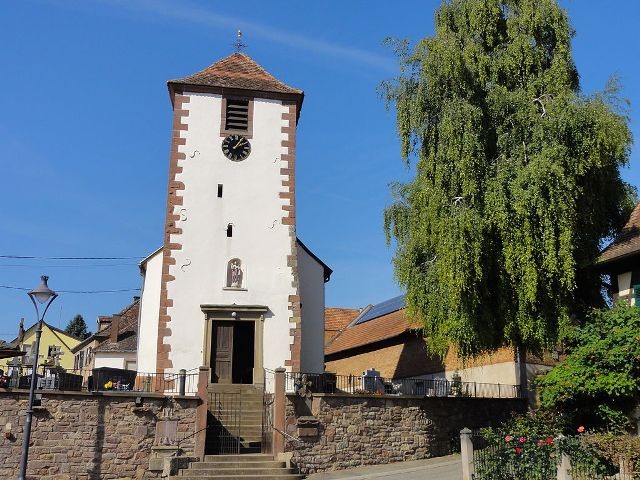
[234,30,247,52]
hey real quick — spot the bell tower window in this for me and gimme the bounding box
[220,97,254,138]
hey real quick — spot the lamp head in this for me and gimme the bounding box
[28,276,56,304]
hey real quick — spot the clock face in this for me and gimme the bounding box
[221,134,251,161]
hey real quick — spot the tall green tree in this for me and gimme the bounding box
[382,0,634,360]
[65,314,91,339]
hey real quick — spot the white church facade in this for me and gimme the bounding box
[136,53,331,387]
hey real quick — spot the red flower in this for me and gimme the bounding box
[519,437,527,443]
[577,426,585,433]
[505,435,513,442]
[546,437,554,445]
[515,447,522,455]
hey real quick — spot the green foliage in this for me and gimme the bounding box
[382,0,634,359]
[65,314,91,340]
[537,304,640,432]
[476,412,562,480]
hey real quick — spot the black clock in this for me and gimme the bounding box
[221,134,251,161]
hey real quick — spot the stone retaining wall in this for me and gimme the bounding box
[0,390,199,479]
[285,393,526,475]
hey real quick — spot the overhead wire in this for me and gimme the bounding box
[0,285,140,294]
[0,255,144,260]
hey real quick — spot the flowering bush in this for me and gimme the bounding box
[474,412,637,479]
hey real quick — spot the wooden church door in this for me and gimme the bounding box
[212,322,233,383]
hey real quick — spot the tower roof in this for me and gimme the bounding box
[168,52,303,96]
[599,202,640,265]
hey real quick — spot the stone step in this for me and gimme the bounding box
[180,468,297,476]
[203,454,273,462]
[191,461,286,469]
[169,472,304,480]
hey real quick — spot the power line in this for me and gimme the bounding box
[0,255,144,260]
[0,285,140,294]
[0,263,138,268]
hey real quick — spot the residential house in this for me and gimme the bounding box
[71,298,140,383]
[2,320,81,374]
[598,202,640,304]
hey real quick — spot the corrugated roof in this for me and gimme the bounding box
[599,202,640,265]
[168,52,303,95]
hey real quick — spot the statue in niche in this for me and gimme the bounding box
[227,258,243,288]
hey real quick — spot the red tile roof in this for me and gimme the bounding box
[324,307,359,345]
[325,308,359,331]
[599,202,640,264]
[325,308,420,356]
[93,299,140,353]
[168,53,303,95]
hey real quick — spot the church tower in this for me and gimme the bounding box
[137,52,330,385]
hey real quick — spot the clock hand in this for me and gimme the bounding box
[234,139,246,149]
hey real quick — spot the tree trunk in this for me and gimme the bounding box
[517,346,529,401]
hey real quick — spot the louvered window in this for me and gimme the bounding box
[225,98,249,131]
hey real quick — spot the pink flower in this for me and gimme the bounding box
[515,447,522,455]
[505,435,513,442]
[537,440,545,447]
[519,437,527,443]
[546,437,554,445]
[577,426,585,433]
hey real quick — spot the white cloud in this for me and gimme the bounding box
[55,0,396,73]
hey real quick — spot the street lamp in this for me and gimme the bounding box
[18,275,57,480]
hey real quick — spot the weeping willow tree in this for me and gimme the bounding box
[382,0,635,362]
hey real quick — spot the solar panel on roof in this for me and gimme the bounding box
[354,294,406,325]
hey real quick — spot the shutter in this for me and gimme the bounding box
[225,99,249,131]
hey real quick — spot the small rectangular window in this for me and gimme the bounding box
[225,99,249,131]
[226,224,233,237]
[217,184,223,198]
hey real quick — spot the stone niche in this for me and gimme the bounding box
[296,416,319,437]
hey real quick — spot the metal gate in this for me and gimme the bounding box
[206,392,242,455]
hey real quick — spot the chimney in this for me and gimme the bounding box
[110,315,121,343]
[97,316,111,332]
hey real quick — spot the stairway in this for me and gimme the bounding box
[206,385,265,454]
[169,454,303,479]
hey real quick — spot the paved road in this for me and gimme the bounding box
[307,455,462,480]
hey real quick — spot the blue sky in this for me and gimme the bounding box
[1,0,638,339]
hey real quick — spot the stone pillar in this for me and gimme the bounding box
[195,366,209,460]
[557,452,572,480]
[460,428,474,480]
[273,367,286,456]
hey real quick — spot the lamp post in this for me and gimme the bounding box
[18,275,57,480]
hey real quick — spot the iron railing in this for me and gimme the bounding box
[0,368,199,395]
[283,371,522,399]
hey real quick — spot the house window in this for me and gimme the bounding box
[217,184,223,198]
[221,97,253,138]
[227,224,233,237]
[633,284,640,306]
